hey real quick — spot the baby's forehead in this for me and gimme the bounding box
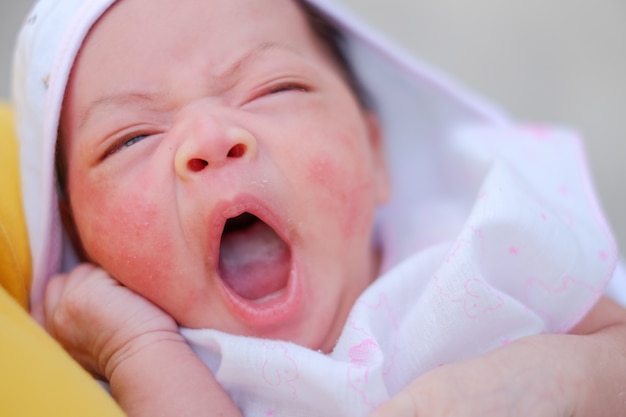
[61,0,363,131]
[87,0,329,60]
[76,0,366,108]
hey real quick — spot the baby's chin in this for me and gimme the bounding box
[208,256,367,354]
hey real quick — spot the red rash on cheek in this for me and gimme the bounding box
[306,154,341,195]
[305,151,374,240]
[75,179,176,301]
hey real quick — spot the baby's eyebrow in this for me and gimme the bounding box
[223,42,283,79]
[217,41,295,88]
[78,90,169,130]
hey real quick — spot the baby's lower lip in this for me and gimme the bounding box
[218,264,302,328]
[247,287,286,304]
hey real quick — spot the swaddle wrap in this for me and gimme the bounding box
[13,0,618,415]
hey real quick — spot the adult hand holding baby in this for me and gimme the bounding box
[371,340,573,416]
[371,296,626,417]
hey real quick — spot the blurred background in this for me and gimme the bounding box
[2,0,625,252]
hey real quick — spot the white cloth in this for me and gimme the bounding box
[182,125,616,416]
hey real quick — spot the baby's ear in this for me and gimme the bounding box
[58,199,89,262]
[364,111,391,204]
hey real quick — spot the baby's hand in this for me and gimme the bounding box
[36,264,242,417]
[34,263,180,380]
[370,335,576,417]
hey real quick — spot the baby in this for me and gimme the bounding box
[13,0,626,416]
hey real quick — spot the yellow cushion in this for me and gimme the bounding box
[0,103,125,416]
[0,288,125,416]
[0,103,30,308]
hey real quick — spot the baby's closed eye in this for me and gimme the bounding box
[266,82,309,95]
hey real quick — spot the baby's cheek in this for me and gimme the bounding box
[306,154,342,195]
[79,189,175,287]
[305,153,375,240]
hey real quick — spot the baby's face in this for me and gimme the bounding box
[60,0,389,352]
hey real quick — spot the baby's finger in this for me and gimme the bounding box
[38,272,72,337]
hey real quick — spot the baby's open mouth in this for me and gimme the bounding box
[218,212,291,301]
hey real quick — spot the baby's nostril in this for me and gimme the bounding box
[227,144,246,158]
[188,158,208,172]
[185,144,245,172]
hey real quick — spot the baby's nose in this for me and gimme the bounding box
[173,112,257,179]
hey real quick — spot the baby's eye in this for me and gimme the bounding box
[123,134,149,148]
[103,133,152,160]
[266,83,308,95]
[242,80,312,108]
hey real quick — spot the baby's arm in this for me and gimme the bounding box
[371,296,626,417]
[36,264,242,417]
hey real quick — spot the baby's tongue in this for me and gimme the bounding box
[219,220,290,300]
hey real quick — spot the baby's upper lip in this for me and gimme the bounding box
[222,212,258,234]
[208,194,289,259]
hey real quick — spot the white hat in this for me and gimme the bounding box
[14,0,613,310]
[14,0,121,306]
